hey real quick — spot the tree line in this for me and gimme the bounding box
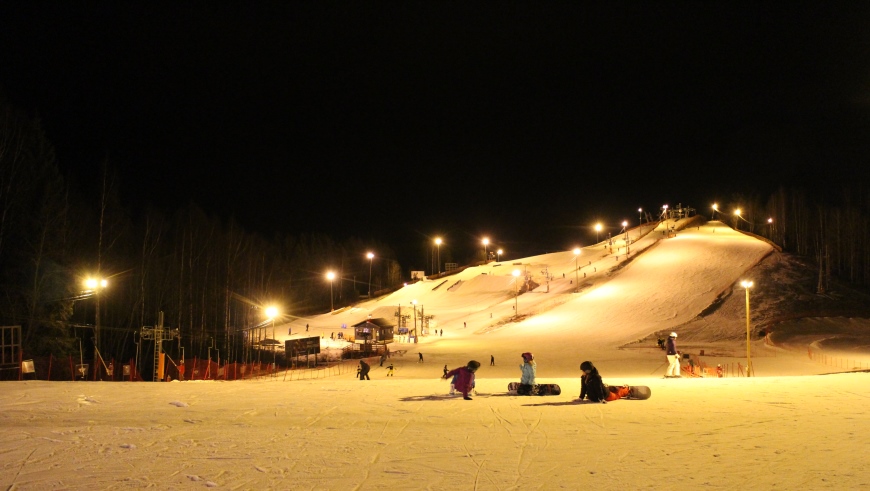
[2,96,869,369]
[0,97,403,368]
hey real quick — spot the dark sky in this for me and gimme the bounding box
[2,2,870,267]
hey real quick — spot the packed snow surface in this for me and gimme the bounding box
[2,221,868,489]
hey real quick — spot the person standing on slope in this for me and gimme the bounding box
[518,352,536,395]
[443,360,480,400]
[358,360,371,381]
[665,332,681,378]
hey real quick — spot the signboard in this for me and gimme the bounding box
[285,336,321,356]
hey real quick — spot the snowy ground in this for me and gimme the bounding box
[2,220,868,489]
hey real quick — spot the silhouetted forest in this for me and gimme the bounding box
[2,96,869,368]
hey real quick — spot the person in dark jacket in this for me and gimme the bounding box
[579,361,608,403]
[359,360,371,381]
[443,360,480,400]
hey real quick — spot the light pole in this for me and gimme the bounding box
[482,237,489,263]
[734,208,741,230]
[512,269,521,318]
[712,203,718,220]
[638,208,643,239]
[572,248,581,292]
[84,277,108,353]
[594,223,602,243]
[497,249,503,263]
[366,252,374,297]
[435,238,442,274]
[265,306,278,339]
[412,299,418,341]
[662,204,669,222]
[741,280,754,377]
[326,271,336,312]
[622,221,629,254]
[767,218,773,239]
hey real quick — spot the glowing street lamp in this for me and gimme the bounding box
[741,280,754,377]
[265,305,279,343]
[572,248,581,293]
[326,271,336,312]
[482,237,490,263]
[497,249,503,263]
[366,252,374,298]
[712,203,718,219]
[734,208,742,230]
[84,278,108,290]
[662,204,669,222]
[512,269,521,318]
[84,277,108,352]
[622,220,629,254]
[638,208,643,239]
[594,223,602,243]
[412,299,418,341]
[434,238,442,274]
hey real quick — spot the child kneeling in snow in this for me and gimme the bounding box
[444,360,480,400]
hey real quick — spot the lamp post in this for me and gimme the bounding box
[265,306,278,339]
[366,252,374,297]
[638,208,643,239]
[497,249,503,263]
[712,203,718,220]
[662,204,668,221]
[734,208,741,230]
[482,237,489,263]
[767,218,773,239]
[512,269,521,318]
[326,271,336,312]
[594,223,602,243]
[412,299,418,341]
[84,277,108,353]
[622,221,629,254]
[572,248,581,293]
[434,238,442,274]
[741,280,754,377]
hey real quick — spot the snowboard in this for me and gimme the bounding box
[508,382,562,396]
[626,385,651,400]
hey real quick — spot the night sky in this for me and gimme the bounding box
[2,3,870,267]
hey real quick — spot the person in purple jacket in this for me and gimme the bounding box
[443,360,480,400]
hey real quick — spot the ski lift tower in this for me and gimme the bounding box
[140,311,180,381]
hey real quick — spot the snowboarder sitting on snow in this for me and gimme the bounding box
[579,361,610,403]
[443,360,480,400]
[579,360,631,402]
[518,352,537,395]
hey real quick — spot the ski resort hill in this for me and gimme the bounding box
[284,218,870,379]
[4,219,870,490]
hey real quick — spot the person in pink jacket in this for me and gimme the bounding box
[443,360,481,400]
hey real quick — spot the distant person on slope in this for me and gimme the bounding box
[358,360,371,381]
[518,352,536,395]
[665,332,681,378]
[443,360,480,400]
